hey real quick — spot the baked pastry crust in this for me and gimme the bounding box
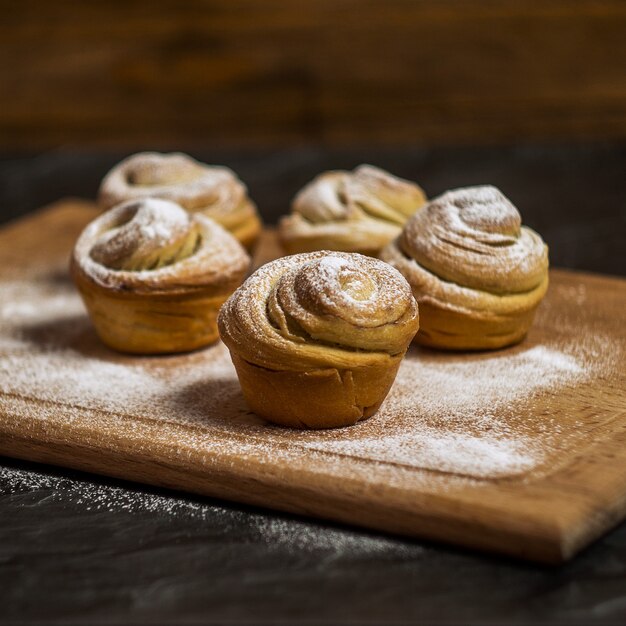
[380,185,549,350]
[98,152,262,251]
[218,251,419,429]
[71,197,250,354]
[279,165,427,256]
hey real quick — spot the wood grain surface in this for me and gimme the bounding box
[1,1,625,148]
[0,201,625,563]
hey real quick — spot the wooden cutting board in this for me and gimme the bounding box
[1,200,625,564]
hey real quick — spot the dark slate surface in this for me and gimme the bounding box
[1,144,625,625]
[2,458,626,625]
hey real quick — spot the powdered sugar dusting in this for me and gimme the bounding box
[396,185,548,296]
[87,197,196,272]
[297,252,409,307]
[1,268,618,486]
[286,340,598,478]
[318,255,349,272]
[307,253,406,309]
[316,430,538,477]
[0,463,421,557]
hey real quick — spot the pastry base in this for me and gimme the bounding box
[229,352,403,429]
[415,300,542,351]
[73,269,228,355]
[230,212,263,253]
[210,203,263,253]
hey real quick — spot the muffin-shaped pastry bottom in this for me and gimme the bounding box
[381,185,549,351]
[72,198,250,355]
[231,353,403,429]
[223,206,262,253]
[279,216,401,258]
[73,276,235,354]
[410,288,548,351]
[218,251,419,428]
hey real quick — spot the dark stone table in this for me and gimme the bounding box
[1,144,625,625]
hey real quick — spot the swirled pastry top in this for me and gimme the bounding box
[98,152,255,222]
[218,251,419,371]
[73,198,250,295]
[380,186,549,323]
[279,165,427,252]
[397,185,548,296]
[293,165,426,225]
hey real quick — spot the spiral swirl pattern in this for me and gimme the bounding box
[90,199,201,271]
[74,198,249,295]
[98,152,261,249]
[218,251,419,371]
[380,185,549,349]
[279,165,427,255]
[72,197,251,354]
[400,185,547,294]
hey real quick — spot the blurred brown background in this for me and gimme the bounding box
[2,0,626,148]
[0,0,625,273]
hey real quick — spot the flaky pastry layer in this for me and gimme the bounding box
[72,198,250,354]
[218,251,419,428]
[279,165,427,256]
[98,152,262,250]
[381,185,549,350]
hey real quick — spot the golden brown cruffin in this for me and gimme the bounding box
[279,165,427,256]
[380,185,549,351]
[71,197,250,355]
[98,152,262,251]
[218,251,419,429]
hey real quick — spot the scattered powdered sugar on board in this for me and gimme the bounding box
[285,342,593,477]
[390,345,583,420]
[0,273,617,484]
[0,463,206,516]
[0,463,421,557]
[308,429,538,477]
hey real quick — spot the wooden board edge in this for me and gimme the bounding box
[551,413,626,560]
[0,396,579,565]
[0,431,565,565]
